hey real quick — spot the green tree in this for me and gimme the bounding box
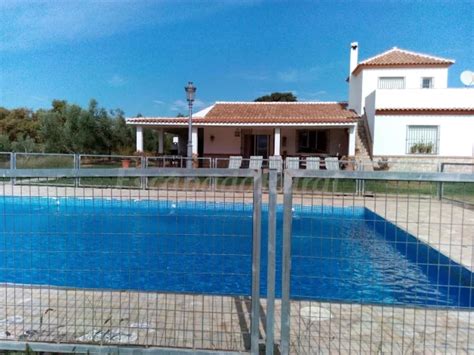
[254,92,297,102]
[62,104,83,153]
[0,108,39,141]
[0,107,10,121]
[0,134,12,152]
[11,135,37,153]
[111,110,134,154]
[39,110,66,152]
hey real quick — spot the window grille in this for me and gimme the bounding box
[406,125,439,154]
[378,77,405,89]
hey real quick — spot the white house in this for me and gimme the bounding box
[348,43,474,164]
[127,43,474,168]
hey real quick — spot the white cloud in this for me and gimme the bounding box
[107,74,126,87]
[153,100,165,105]
[30,95,49,103]
[277,69,299,83]
[276,67,322,83]
[299,90,329,102]
[236,72,269,81]
[1,1,261,51]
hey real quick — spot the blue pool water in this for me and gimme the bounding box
[0,197,472,308]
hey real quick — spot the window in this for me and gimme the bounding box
[406,126,439,154]
[378,77,405,89]
[421,77,433,89]
[297,130,328,153]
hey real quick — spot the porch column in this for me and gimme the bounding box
[192,127,198,156]
[136,126,144,152]
[348,125,356,156]
[158,128,164,154]
[274,127,281,156]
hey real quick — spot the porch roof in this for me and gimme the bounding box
[126,102,359,126]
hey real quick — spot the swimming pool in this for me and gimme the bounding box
[0,196,472,308]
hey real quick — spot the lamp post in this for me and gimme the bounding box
[185,81,196,169]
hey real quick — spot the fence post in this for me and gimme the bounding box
[250,169,262,355]
[437,162,444,200]
[265,169,278,355]
[10,152,16,185]
[140,156,147,190]
[74,154,80,187]
[280,171,294,355]
[212,158,217,192]
[355,163,360,195]
[358,162,365,196]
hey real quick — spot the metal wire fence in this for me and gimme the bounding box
[278,169,474,354]
[0,160,473,354]
[0,168,262,354]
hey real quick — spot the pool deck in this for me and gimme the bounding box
[0,286,472,353]
[0,183,473,353]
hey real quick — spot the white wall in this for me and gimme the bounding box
[203,127,241,155]
[364,91,376,141]
[280,128,297,155]
[374,88,474,109]
[348,72,363,114]
[350,67,449,115]
[373,114,474,157]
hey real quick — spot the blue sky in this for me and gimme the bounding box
[1,0,472,117]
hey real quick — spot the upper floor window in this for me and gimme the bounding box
[421,77,433,89]
[406,125,439,155]
[378,77,405,89]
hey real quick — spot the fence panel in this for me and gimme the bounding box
[0,168,262,354]
[78,154,143,188]
[280,170,474,354]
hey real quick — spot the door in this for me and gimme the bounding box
[255,135,270,159]
[242,134,254,158]
[198,128,204,167]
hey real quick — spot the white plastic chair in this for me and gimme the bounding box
[285,157,300,169]
[306,157,320,170]
[325,157,340,171]
[249,156,263,170]
[269,156,283,173]
[228,156,242,169]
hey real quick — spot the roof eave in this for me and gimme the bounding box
[351,62,453,76]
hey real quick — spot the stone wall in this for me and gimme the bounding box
[366,156,474,173]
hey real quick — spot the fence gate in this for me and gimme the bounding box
[0,168,263,354]
[279,169,474,354]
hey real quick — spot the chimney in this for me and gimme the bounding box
[349,42,359,77]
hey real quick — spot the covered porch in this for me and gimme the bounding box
[132,123,357,164]
[127,101,359,167]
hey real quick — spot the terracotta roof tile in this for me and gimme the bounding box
[353,48,454,75]
[127,102,359,126]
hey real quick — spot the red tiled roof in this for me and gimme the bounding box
[352,48,454,75]
[376,108,474,115]
[127,102,359,126]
